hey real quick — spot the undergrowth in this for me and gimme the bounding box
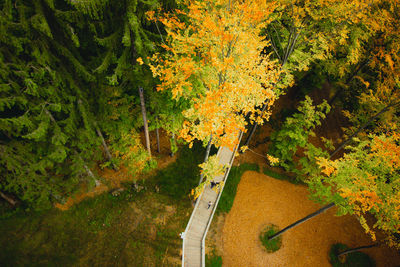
[206,252,222,267]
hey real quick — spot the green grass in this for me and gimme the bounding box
[217,163,259,214]
[206,253,222,267]
[259,224,282,253]
[0,144,205,266]
[263,167,304,185]
[329,243,375,267]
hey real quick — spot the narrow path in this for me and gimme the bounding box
[182,133,243,267]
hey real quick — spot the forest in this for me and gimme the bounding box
[0,0,399,266]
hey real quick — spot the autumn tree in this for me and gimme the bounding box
[148,0,281,152]
[308,133,400,248]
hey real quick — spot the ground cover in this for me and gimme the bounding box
[0,144,205,266]
[259,224,282,253]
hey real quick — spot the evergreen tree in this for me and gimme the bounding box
[0,0,102,208]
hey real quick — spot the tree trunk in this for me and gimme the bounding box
[330,101,400,158]
[0,191,17,206]
[83,161,101,187]
[198,134,213,186]
[337,243,378,257]
[94,124,117,170]
[268,202,335,241]
[139,87,151,157]
[244,52,288,147]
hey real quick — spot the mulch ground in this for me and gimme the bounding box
[221,171,400,267]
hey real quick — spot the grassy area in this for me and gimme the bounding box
[259,224,282,253]
[329,243,375,267]
[0,144,205,266]
[205,253,222,267]
[217,163,259,214]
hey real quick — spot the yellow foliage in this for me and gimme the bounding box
[136,57,144,65]
[266,154,279,166]
[316,157,336,176]
[240,145,249,153]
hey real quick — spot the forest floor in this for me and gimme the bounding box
[0,141,205,266]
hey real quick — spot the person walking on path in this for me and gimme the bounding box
[210,181,216,189]
[207,201,212,209]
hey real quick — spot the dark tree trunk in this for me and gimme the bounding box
[268,203,335,241]
[139,87,151,157]
[338,243,378,257]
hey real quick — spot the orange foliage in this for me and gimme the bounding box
[148,0,281,148]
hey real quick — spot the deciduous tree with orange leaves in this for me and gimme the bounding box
[308,133,400,248]
[147,0,281,149]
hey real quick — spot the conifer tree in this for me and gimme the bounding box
[0,0,101,208]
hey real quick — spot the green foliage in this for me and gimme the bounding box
[269,96,330,176]
[259,224,282,253]
[329,243,375,267]
[206,253,222,267]
[0,0,176,210]
[217,163,259,214]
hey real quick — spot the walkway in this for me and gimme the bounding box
[182,132,243,267]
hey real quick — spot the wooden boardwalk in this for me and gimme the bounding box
[182,132,243,267]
